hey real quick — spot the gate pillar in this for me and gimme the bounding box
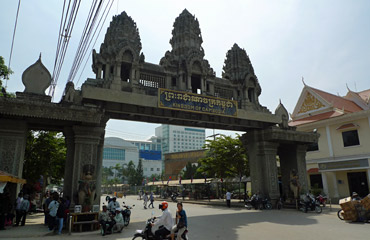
[242,131,279,201]
[0,119,28,194]
[65,125,105,208]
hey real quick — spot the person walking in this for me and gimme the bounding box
[14,192,23,226]
[148,192,154,208]
[143,192,148,209]
[226,190,232,208]
[19,194,30,226]
[55,198,66,235]
[48,192,60,231]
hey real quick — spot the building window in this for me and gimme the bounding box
[342,130,360,147]
[103,148,125,160]
[150,168,154,171]
[307,142,319,152]
[310,174,323,189]
[157,168,160,171]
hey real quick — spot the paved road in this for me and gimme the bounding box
[2,195,369,239]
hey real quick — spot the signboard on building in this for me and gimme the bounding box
[158,88,238,117]
[319,159,369,171]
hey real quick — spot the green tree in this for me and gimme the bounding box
[135,159,144,185]
[102,166,114,185]
[23,131,66,194]
[0,56,13,96]
[181,162,203,179]
[198,134,249,181]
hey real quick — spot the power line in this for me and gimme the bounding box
[49,0,82,99]
[68,0,115,85]
[76,0,114,85]
[7,0,21,88]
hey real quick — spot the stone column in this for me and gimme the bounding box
[71,125,105,207]
[97,65,102,79]
[62,127,75,204]
[241,132,263,195]
[110,63,122,90]
[321,172,329,196]
[296,144,309,194]
[0,119,27,194]
[258,141,279,200]
[241,132,279,200]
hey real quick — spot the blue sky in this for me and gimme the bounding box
[1,0,369,140]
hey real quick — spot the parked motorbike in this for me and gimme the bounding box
[316,194,327,207]
[299,197,322,213]
[121,204,135,226]
[171,192,179,202]
[245,194,272,210]
[132,217,189,240]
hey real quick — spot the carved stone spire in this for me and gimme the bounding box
[222,43,255,83]
[99,11,142,59]
[169,9,204,57]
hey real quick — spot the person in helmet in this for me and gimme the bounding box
[151,201,173,240]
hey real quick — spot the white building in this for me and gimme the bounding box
[103,137,139,178]
[155,125,205,154]
[103,137,163,178]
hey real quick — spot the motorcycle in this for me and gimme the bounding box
[121,204,135,226]
[316,194,327,207]
[171,192,179,202]
[299,197,322,213]
[132,217,189,240]
[245,195,272,210]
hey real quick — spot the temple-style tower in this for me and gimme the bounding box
[223,44,262,110]
[92,11,143,90]
[160,9,214,94]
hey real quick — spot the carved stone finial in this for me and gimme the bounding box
[22,57,51,95]
[275,101,289,129]
[222,43,255,83]
[99,11,142,60]
[169,9,203,56]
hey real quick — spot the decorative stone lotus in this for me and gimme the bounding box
[22,55,51,95]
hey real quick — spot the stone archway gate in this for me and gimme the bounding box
[0,10,318,206]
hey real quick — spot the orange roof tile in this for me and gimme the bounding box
[310,87,362,112]
[289,111,343,127]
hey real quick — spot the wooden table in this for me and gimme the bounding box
[69,212,99,233]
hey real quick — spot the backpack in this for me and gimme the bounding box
[56,202,65,218]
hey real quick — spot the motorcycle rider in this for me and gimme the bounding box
[251,191,261,209]
[108,197,120,213]
[303,192,314,213]
[171,202,187,240]
[151,201,173,240]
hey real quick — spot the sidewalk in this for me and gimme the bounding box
[0,213,100,239]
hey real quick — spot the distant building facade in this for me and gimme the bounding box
[290,85,370,200]
[127,136,162,177]
[103,136,162,178]
[103,137,139,178]
[155,125,205,154]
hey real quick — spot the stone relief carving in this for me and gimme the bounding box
[298,92,325,113]
[63,82,76,103]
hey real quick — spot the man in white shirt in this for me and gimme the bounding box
[152,201,173,240]
[226,191,232,208]
[108,197,120,212]
[113,208,124,233]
